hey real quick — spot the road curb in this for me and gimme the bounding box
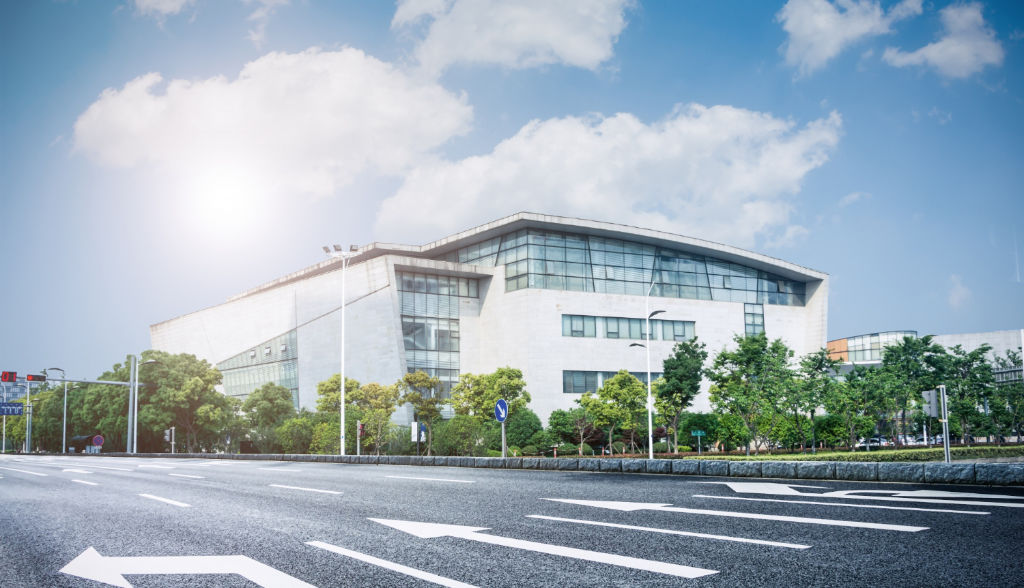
[98,453,1024,485]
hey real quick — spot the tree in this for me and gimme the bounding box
[503,406,542,448]
[348,382,399,454]
[880,335,947,444]
[797,349,842,453]
[450,367,529,423]
[548,407,602,455]
[991,349,1024,444]
[823,367,875,450]
[707,333,794,455]
[657,338,708,453]
[242,383,297,453]
[315,374,361,454]
[433,414,484,456]
[942,344,994,445]
[398,371,444,456]
[579,370,645,455]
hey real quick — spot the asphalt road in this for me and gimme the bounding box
[1,454,1022,587]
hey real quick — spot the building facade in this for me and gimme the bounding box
[150,213,830,424]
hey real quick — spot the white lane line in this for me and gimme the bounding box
[139,494,191,508]
[90,465,132,472]
[385,475,474,484]
[308,541,477,588]
[63,468,93,474]
[72,479,99,486]
[169,473,206,479]
[258,467,303,472]
[138,465,175,470]
[372,518,718,579]
[0,466,48,476]
[269,484,343,495]
[694,494,990,515]
[544,499,929,532]
[528,515,811,549]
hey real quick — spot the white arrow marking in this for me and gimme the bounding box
[527,515,810,549]
[60,547,314,588]
[0,466,47,476]
[370,518,717,579]
[694,495,989,515]
[386,475,475,484]
[544,499,927,532]
[269,484,342,495]
[308,541,477,587]
[139,494,191,508]
[709,482,1024,509]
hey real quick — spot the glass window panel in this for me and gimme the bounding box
[565,234,587,249]
[565,248,586,263]
[566,263,587,277]
[562,315,572,336]
[468,280,478,297]
[584,316,596,337]
[547,275,565,290]
[566,277,587,291]
[414,275,427,293]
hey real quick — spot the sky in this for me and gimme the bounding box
[1,0,1022,381]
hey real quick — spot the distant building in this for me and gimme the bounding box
[151,212,829,424]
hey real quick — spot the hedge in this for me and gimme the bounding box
[675,445,1024,462]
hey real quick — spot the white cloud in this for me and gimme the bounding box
[839,191,870,206]
[245,0,290,47]
[777,0,922,76]
[134,0,195,18]
[883,3,1004,78]
[928,107,952,125]
[948,274,971,309]
[392,0,632,77]
[73,47,472,206]
[375,105,842,248]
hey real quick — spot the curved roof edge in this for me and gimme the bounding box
[214,211,827,307]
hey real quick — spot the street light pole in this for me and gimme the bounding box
[631,282,665,460]
[325,245,356,456]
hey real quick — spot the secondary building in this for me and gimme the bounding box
[150,212,829,424]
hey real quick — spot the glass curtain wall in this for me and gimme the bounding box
[397,272,479,398]
[441,229,805,306]
[217,330,299,408]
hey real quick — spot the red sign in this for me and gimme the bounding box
[92,435,104,447]
[0,371,16,383]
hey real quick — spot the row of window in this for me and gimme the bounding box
[218,331,298,371]
[441,228,806,306]
[561,314,695,342]
[220,360,299,409]
[562,370,664,394]
[402,316,460,352]
[397,272,479,298]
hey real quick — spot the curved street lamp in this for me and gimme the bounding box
[630,279,666,460]
[46,367,68,453]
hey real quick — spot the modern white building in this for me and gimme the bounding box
[150,213,830,424]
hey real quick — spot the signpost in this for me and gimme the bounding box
[691,430,705,455]
[494,399,508,458]
[0,403,23,416]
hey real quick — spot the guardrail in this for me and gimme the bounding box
[89,453,1024,485]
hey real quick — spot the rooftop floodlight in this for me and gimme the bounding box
[333,244,343,252]
[322,246,330,254]
[349,245,358,252]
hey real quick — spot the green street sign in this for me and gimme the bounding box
[691,430,705,437]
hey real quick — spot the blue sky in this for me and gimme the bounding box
[1,0,1022,380]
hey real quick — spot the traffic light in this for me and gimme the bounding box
[26,374,46,382]
[0,371,15,383]
[358,422,365,437]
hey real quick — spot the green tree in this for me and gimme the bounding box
[398,371,444,456]
[657,338,708,453]
[547,407,602,454]
[823,367,876,450]
[578,370,645,455]
[796,349,842,453]
[880,335,947,444]
[450,367,529,423]
[707,333,794,455]
[433,414,484,456]
[315,374,361,454]
[276,414,316,454]
[242,383,297,453]
[942,344,994,445]
[991,350,1024,443]
[348,382,399,454]
[504,406,542,448]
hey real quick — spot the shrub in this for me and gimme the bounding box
[652,442,669,454]
[578,443,595,456]
[521,444,539,456]
[611,441,626,455]
[555,442,576,456]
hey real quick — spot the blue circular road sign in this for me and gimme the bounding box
[494,399,508,423]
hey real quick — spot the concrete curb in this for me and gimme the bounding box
[93,453,1024,485]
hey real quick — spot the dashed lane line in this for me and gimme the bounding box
[385,475,475,484]
[269,484,343,495]
[139,494,191,508]
[308,541,477,588]
[169,473,206,479]
[694,494,990,515]
[72,479,99,486]
[0,466,48,476]
[527,515,811,549]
